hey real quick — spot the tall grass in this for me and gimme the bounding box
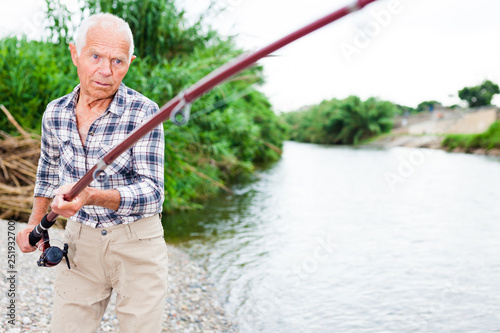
[0,38,77,132]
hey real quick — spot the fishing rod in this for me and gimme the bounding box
[28,0,380,260]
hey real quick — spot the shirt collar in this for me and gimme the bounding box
[107,83,127,117]
[63,85,80,113]
[64,83,127,117]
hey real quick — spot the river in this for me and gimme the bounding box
[164,141,500,332]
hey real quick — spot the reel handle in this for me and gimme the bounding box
[29,213,57,246]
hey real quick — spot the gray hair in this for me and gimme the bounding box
[74,13,135,60]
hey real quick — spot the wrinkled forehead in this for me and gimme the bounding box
[84,24,131,58]
[84,26,130,58]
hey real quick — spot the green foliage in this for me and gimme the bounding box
[0,37,77,132]
[417,100,440,112]
[458,80,499,108]
[394,104,415,115]
[281,96,397,145]
[82,0,216,63]
[0,0,286,213]
[442,121,500,151]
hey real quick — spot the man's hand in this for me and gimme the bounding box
[17,197,51,253]
[51,183,91,218]
[16,224,38,253]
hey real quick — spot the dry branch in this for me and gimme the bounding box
[0,105,40,221]
[1,104,30,139]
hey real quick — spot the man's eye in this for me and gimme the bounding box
[114,59,122,65]
[92,54,99,59]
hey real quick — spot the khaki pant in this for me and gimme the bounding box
[50,215,168,332]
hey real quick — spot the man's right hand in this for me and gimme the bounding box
[19,196,52,253]
[16,225,38,253]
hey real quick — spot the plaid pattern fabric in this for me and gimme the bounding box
[34,83,165,228]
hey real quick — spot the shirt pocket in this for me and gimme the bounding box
[98,143,133,177]
[58,138,74,174]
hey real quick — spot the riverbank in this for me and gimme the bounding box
[0,221,236,333]
[367,132,500,156]
[368,108,500,156]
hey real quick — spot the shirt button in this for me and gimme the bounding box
[89,131,94,136]
[101,230,108,236]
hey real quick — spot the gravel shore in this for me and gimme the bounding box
[0,221,236,333]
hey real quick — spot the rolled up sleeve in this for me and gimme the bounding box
[114,106,165,216]
[34,113,60,198]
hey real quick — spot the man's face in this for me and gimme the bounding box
[70,25,135,101]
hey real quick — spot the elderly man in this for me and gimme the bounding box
[16,13,168,332]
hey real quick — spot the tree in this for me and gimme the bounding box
[458,80,499,108]
[417,100,440,112]
[281,96,397,145]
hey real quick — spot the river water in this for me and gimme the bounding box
[165,141,500,332]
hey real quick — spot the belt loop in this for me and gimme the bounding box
[125,224,133,240]
[76,222,82,240]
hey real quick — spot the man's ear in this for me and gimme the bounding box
[69,43,78,67]
[130,55,136,64]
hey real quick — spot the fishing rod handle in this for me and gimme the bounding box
[29,213,57,246]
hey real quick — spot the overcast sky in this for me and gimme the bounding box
[2,0,500,112]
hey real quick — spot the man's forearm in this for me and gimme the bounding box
[86,187,121,211]
[28,197,52,225]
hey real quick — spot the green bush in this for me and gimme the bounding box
[442,121,500,151]
[281,96,397,145]
[0,38,77,132]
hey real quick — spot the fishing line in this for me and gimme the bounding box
[163,85,256,134]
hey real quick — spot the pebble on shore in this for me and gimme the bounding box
[0,221,237,333]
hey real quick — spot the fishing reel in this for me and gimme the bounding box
[37,230,71,269]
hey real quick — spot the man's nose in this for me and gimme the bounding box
[99,61,112,76]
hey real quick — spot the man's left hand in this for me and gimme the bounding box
[51,183,90,218]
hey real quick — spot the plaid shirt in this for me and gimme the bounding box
[34,83,165,228]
